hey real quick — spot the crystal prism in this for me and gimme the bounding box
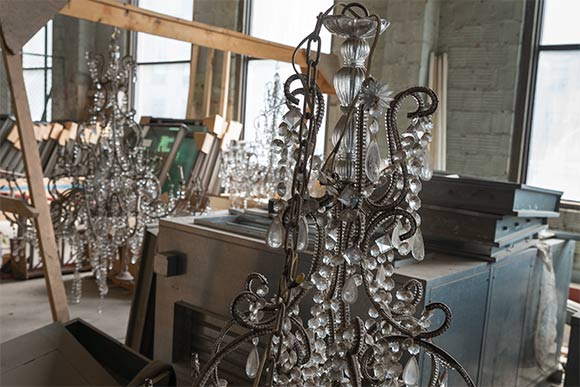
[266,217,284,248]
[402,356,419,387]
[375,234,392,254]
[411,228,425,261]
[365,138,381,182]
[342,276,358,304]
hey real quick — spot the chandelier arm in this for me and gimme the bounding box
[428,355,441,387]
[417,302,453,339]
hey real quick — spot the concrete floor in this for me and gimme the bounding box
[0,273,132,343]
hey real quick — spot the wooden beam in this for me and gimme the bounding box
[0,196,39,219]
[185,45,200,119]
[202,48,215,118]
[1,28,70,323]
[219,51,231,119]
[59,0,337,94]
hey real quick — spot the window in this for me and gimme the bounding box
[526,0,580,202]
[133,0,193,119]
[244,0,333,155]
[22,21,52,121]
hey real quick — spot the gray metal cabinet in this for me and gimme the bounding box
[152,217,574,386]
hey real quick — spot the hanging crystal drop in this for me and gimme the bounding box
[245,345,260,379]
[342,276,358,304]
[308,171,326,198]
[411,228,425,261]
[402,356,419,387]
[375,264,387,287]
[439,369,449,387]
[392,221,402,248]
[365,138,381,183]
[297,216,308,252]
[266,216,284,248]
[419,148,433,181]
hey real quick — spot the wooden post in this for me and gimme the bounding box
[202,48,215,118]
[218,51,231,119]
[185,45,200,119]
[1,31,70,322]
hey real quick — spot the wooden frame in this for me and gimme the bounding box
[1,27,70,322]
[59,0,337,94]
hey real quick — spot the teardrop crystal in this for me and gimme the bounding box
[375,264,386,287]
[365,139,381,182]
[297,216,308,252]
[266,217,284,248]
[245,345,260,379]
[411,228,425,261]
[420,148,433,180]
[402,356,419,387]
[439,369,449,387]
[342,276,358,304]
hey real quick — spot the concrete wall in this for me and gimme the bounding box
[51,15,129,122]
[438,0,525,180]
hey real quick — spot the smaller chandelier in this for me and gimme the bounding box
[50,29,181,303]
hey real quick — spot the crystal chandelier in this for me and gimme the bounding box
[193,4,474,386]
[49,28,181,302]
[220,72,288,207]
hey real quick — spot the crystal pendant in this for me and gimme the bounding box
[402,356,419,387]
[266,217,284,248]
[411,228,425,261]
[342,276,358,304]
[343,246,363,264]
[375,264,387,287]
[245,345,260,379]
[297,216,309,252]
[308,171,326,198]
[439,369,449,387]
[365,138,381,182]
[375,234,392,254]
[419,148,433,181]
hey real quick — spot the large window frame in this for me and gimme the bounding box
[241,0,333,156]
[22,21,53,121]
[512,0,580,206]
[131,0,194,120]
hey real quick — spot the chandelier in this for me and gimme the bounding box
[194,3,474,386]
[220,72,289,207]
[49,28,182,302]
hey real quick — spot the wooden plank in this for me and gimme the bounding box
[185,45,200,119]
[1,29,70,322]
[202,48,215,118]
[0,196,39,219]
[59,0,337,94]
[219,51,231,119]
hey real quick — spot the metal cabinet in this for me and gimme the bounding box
[152,216,574,386]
